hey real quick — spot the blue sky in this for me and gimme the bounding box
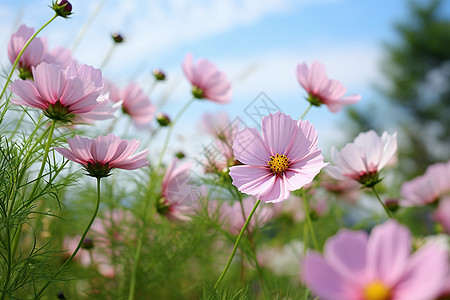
[1,0,449,161]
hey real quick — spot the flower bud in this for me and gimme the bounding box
[112,32,124,43]
[385,198,399,213]
[175,151,185,159]
[57,291,67,299]
[81,237,94,249]
[156,112,171,127]
[52,0,73,18]
[153,68,166,81]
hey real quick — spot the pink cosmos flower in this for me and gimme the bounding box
[296,60,361,112]
[9,62,116,124]
[433,197,450,234]
[302,220,448,300]
[182,53,232,103]
[55,134,149,178]
[107,81,156,128]
[400,161,450,206]
[229,112,327,203]
[158,159,200,221]
[8,24,47,78]
[326,130,397,187]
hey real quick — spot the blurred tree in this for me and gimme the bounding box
[347,0,450,179]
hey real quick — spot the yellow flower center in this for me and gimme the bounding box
[268,153,290,175]
[363,280,391,300]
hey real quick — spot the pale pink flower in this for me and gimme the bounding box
[107,81,156,128]
[43,46,75,68]
[296,60,361,112]
[400,161,450,206]
[302,220,448,300]
[8,24,47,77]
[326,130,397,187]
[62,236,91,266]
[229,112,327,203]
[220,196,275,235]
[182,53,232,103]
[55,134,149,178]
[434,197,450,234]
[158,159,200,221]
[9,62,116,124]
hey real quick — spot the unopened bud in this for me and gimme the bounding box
[153,68,166,81]
[112,32,124,43]
[57,291,66,299]
[156,112,171,127]
[385,198,399,213]
[52,0,73,18]
[175,151,185,159]
[81,237,94,249]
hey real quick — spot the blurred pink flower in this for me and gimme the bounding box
[229,112,327,203]
[200,112,241,173]
[321,173,361,204]
[8,24,47,77]
[44,46,75,68]
[400,161,450,206]
[296,60,361,112]
[434,197,450,234]
[107,81,156,128]
[55,134,149,178]
[220,196,275,235]
[62,236,91,266]
[158,159,200,222]
[326,130,397,187]
[9,62,116,124]
[182,53,232,103]
[302,220,448,300]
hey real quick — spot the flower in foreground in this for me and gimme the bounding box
[157,159,199,222]
[9,62,116,124]
[400,160,450,206]
[229,112,327,203]
[55,134,149,178]
[434,197,450,234]
[182,53,232,103]
[107,81,156,128]
[302,220,448,300]
[296,60,361,112]
[326,130,397,187]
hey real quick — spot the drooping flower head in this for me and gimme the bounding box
[296,60,361,112]
[400,160,450,206]
[229,112,327,203]
[9,62,116,124]
[302,220,448,300]
[107,81,156,129]
[157,159,200,222]
[326,130,397,187]
[182,53,232,103]
[8,24,47,79]
[55,134,149,178]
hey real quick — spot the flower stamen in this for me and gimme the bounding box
[268,153,290,175]
[363,280,391,300]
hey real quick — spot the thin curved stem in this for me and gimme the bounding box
[36,177,102,299]
[0,13,58,111]
[302,189,319,251]
[155,98,195,171]
[214,199,261,289]
[299,103,313,120]
[30,120,56,198]
[371,186,393,219]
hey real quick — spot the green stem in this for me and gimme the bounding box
[214,199,261,289]
[155,98,194,171]
[302,189,319,251]
[30,120,56,199]
[299,103,313,120]
[36,177,102,299]
[0,13,58,112]
[128,200,150,300]
[371,186,393,219]
[100,43,116,69]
